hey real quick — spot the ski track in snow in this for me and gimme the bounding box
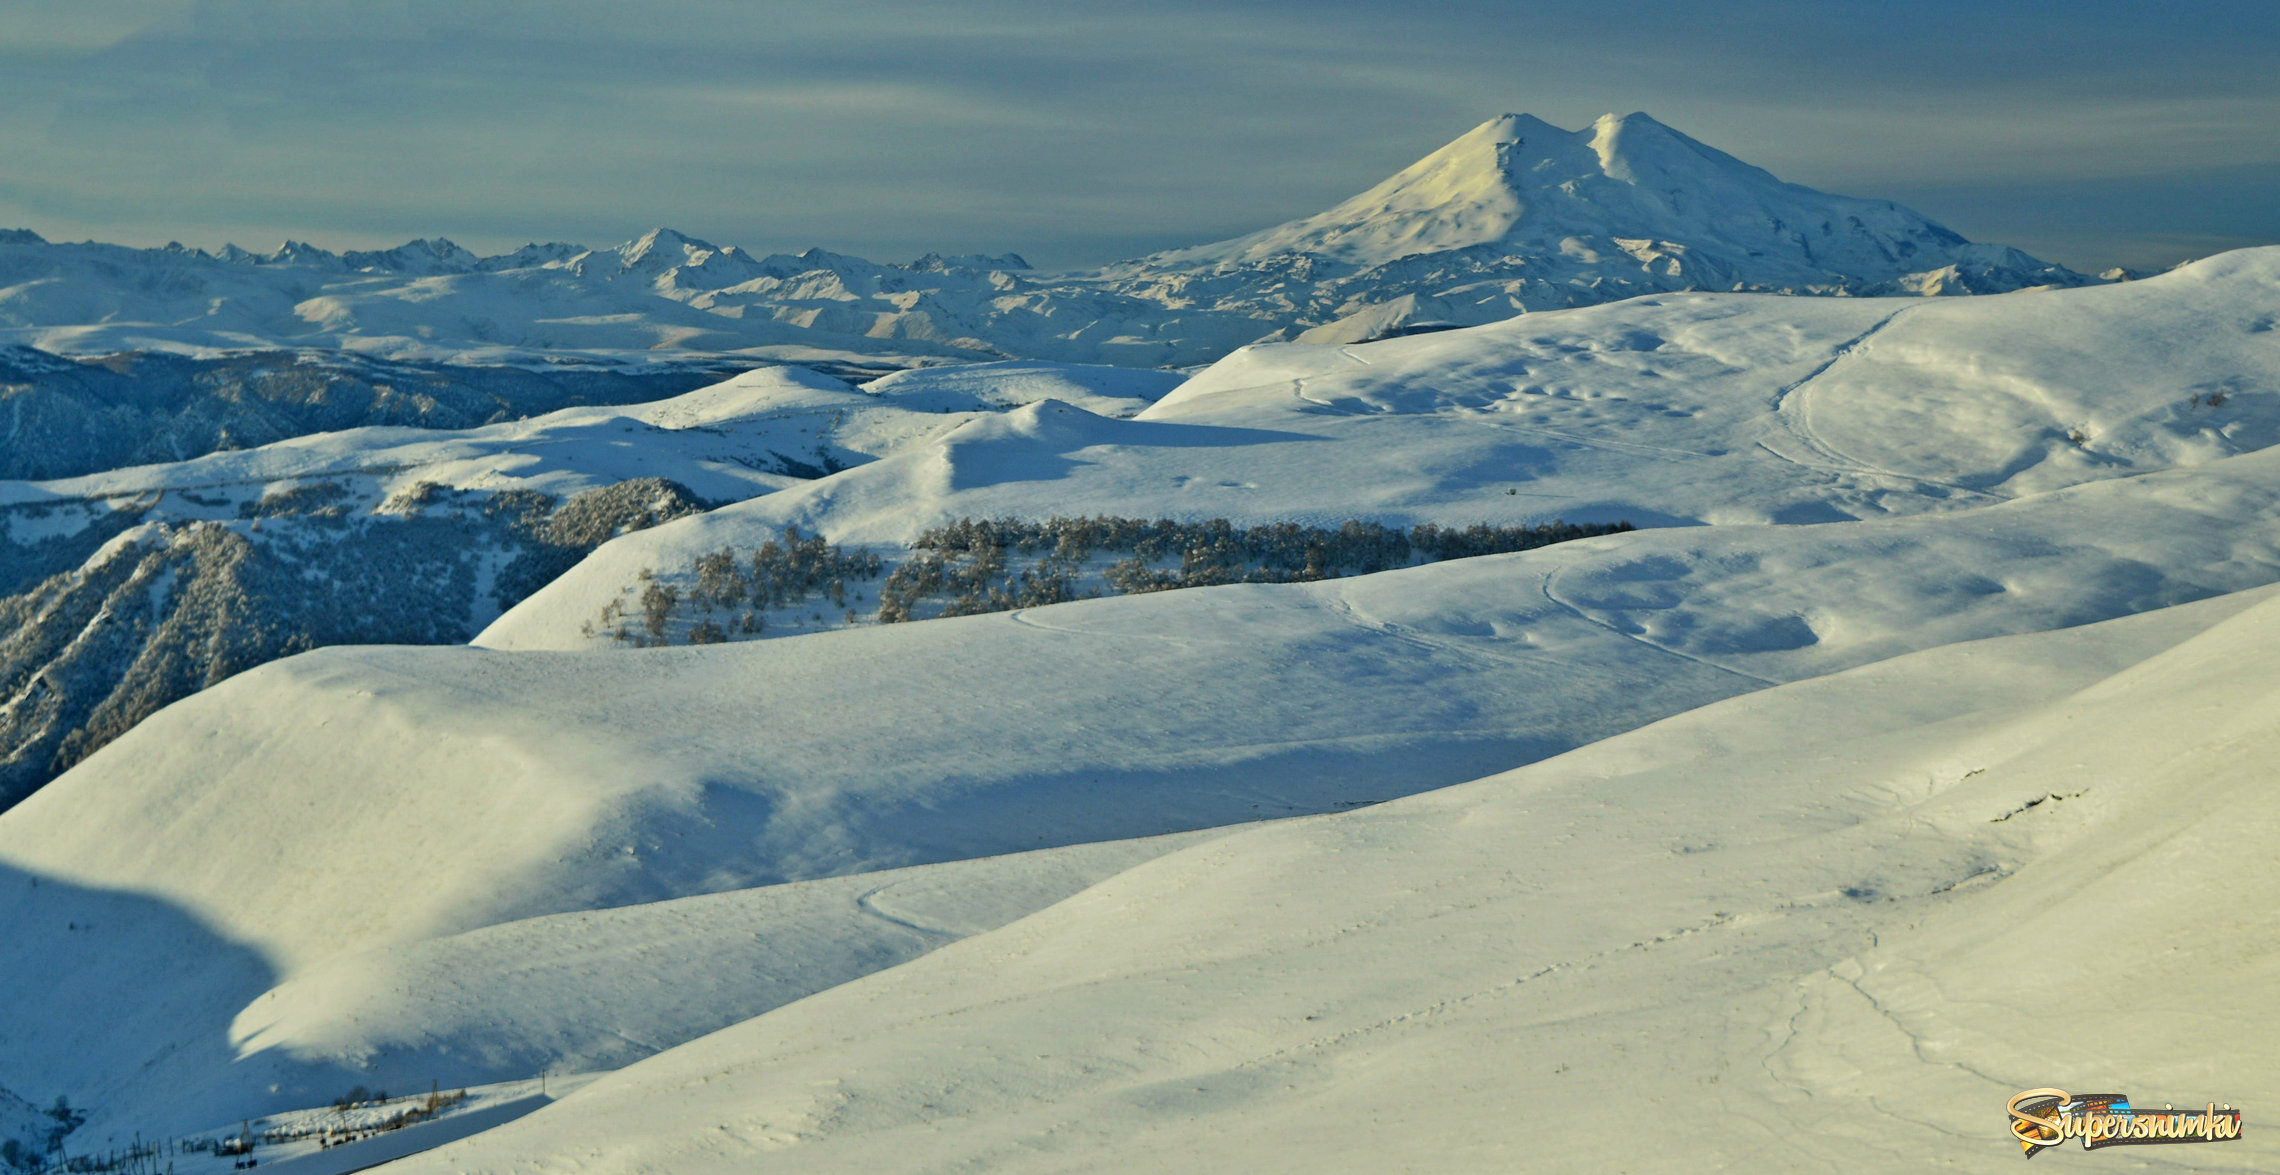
[1538,562,1784,687]
[851,887,951,940]
[1000,607,1243,648]
[1762,303,2012,503]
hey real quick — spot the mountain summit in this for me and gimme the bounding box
[1127,112,2087,341]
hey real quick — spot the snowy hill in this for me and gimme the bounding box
[479,249,2280,653]
[0,114,2094,370]
[0,364,1175,808]
[0,1089,57,1167]
[0,344,744,482]
[10,422,2280,1135]
[4,227,2279,1168]
[385,582,2280,1173]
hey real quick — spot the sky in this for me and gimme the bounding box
[2,0,2277,273]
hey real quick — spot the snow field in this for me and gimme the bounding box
[481,251,2280,653]
[385,585,2280,1173]
[6,247,2280,1170]
[13,429,2280,1137]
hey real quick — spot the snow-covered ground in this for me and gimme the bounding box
[11,428,2280,1139]
[0,1090,52,1165]
[387,583,2280,1173]
[480,249,2280,652]
[143,1078,573,1175]
[3,240,2277,1170]
[0,360,1178,808]
[6,365,929,513]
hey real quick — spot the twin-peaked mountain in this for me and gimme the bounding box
[1123,112,2088,341]
[0,114,2093,369]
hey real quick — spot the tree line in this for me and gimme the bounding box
[605,515,1633,644]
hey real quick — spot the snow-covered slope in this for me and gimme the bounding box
[388,582,2280,1173]
[0,1089,54,1165]
[0,115,2095,370]
[6,229,2276,1169]
[480,249,2280,652]
[858,359,1182,418]
[11,424,2280,1136]
[7,363,950,508]
[0,364,1032,807]
[1145,246,2280,500]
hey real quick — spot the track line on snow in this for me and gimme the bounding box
[1761,305,2011,503]
[1765,309,1913,417]
[855,885,958,939]
[1538,565,1783,687]
[1322,592,1591,677]
[1239,910,1742,1070]
[1002,608,1241,647]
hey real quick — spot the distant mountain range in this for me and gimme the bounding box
[0,113,2106,370]
[0,345,743,482]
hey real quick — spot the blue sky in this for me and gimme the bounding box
[4,0,2277,271]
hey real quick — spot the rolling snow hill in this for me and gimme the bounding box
[387,581,2280,1173]
[0,220,2275,1170]
[480,248,2280,654]
[0,115,2092,371]
[9,422,2280,1136]
[0,363,1179,807]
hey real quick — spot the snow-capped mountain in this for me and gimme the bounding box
[1120,111,2089,341]
[1159,113,2062,281]
[0,115,2094,370]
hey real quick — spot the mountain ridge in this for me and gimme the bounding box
[0,113,2104,367]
